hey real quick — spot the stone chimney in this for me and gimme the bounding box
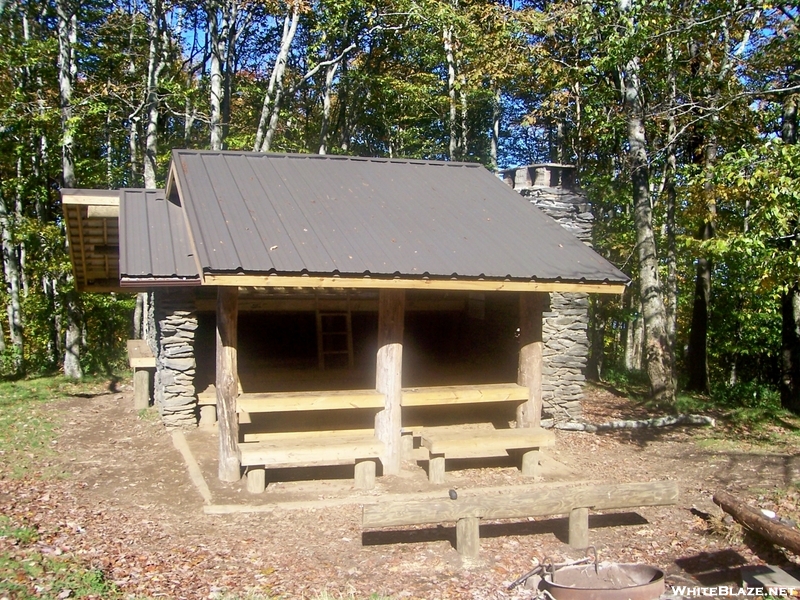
[501,164,592,424]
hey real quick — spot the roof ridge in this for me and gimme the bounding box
[170,148,484,168]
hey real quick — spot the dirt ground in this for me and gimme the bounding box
[2,383,800,599]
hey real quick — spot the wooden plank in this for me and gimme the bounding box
[420,427,555,455]
[401,383,528,407]
[518,293,547,427]
[127,339,156,368]
[194,297,466,312]
[237,389,384,413]
[203,274,627,295]
[239,435,384,468]
[86,205,119,218]
[362,481,679,528]
[61,191,119,206]
[243,428,374,442]
[217,287,240,482]
[375,289,405,475]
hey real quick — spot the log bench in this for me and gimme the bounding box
[362,480,680,560]
[400,383,553,483]
[127,340,155,410]
[420,427,555,484]
[232,388,385,493]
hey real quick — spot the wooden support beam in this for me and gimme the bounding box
[518,292,547,427]
[216,286,240,482]
[362,481,679,528]
[375,289,405,475]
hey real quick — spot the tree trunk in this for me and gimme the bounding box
[208,0,237,151]
[444,25,458,160]
[318,59,339,155]
[620,35,674,401]
[490,83,500,169]
[0,194,23,372]
[143,0,163,188]
[254,6,298,152]
[781,77,799,411]
[664,40,678,352]
[57,0,82,379]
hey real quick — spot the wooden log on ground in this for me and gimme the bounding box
[216,287,240,482]
[363,480,679,528]
[713,490,800,554]
[375,289,405,475]
[518,292,547,427]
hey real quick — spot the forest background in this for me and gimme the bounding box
[1,0,799,410]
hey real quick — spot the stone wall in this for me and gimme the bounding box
[501,164,592,422]
[153,289,198,428]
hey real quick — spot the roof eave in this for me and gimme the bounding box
[201,272,627,294]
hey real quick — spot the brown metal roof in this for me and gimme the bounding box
[166,150,627,287]
[119,189,200,285]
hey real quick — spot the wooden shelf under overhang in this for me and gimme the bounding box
[61,189,122,293]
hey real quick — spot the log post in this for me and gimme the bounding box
[456,516,481,560]
[375,289,405,475]
[568,506,589,549]
[518,292,548,427]
[216,286,240,482]
[133,368,151,410]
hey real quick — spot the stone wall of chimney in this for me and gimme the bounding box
[153,289,198,428]
[502,164,592,423]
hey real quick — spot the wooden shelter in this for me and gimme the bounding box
[62,150,627,488]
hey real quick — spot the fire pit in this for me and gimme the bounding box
[540,561,665,600]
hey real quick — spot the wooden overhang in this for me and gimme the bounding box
[61,189,122,293]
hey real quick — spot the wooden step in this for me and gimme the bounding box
[420,427,555,455]
[401,383,528,407]
[239,434,384,468]
[237,389,384,413]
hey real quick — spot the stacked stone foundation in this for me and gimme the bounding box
[154,290,198,428]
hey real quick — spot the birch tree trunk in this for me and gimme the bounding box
[0,193,23,372]
[208,0,238,150]
[318,59,339,155]
[57,0,82,379]
[254,6,298,152]
[490,83,500,169]
[143,0,164,189]
[664,40,678,351]
[444,24,458,160]
[619,0,674,402]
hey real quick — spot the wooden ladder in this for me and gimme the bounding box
[316,295,354,370]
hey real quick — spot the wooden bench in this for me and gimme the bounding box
[400,383,552,483]
[420,427,555,483]
[127,340,155,410]
[363,480,680,560]
[222,388,386,494]
[240,432,384,492]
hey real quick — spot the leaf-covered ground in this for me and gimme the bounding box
[2,381,800,599]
